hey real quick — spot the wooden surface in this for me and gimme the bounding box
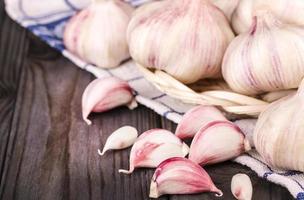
[0,1,294,199]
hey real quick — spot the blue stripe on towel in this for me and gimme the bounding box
[297,193,304,200]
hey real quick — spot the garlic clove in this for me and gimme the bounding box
[253,79,304,172]
[231,174,253,200]
[189,121,251,166]
[118,129,189,174]
[98,126,138,156]
[175,105,228,139]
[223,10,304,95]
[127,0,234,84]
[232,0,304,34]
[82,77,137,125]
[212,0,240,21]
[64,0,134,68]
[149,157,223,198]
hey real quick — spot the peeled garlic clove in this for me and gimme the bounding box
[231,174,253,200]
[189,121,251,165]
[232,0,304,34]
[212,0,240,21]
[149,157,223,198]
[98,126,138,156]
[175,105,228,139]
[118,129,189,174]
[127,0,234,84]
[82,77,137,125]
[63,0,134,68]
[253,79,304,172]
[223,11,304,95]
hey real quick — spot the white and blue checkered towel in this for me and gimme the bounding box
[4,0,304,199]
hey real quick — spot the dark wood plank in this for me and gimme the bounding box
[0,1,294,199]
[0,0,29,192]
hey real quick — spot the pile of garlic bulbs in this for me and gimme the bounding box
[63,0,304,96]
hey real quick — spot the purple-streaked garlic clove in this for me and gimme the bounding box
[82,77,137,125]
[189,121,251,165]
[231,174,252,200]
[118,129,189,174]
[149,157,223,198]
[175,105,228,139]
[98,126,138,156]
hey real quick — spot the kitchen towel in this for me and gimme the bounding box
[5,0,304,199]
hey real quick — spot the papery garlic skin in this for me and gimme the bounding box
[175,105,227,139]
[98,126,138,155]
[119,129,189,174]
[149,157,223,198]
[231,174,252,200]
[212,0,240,21]
[82,77,137,125]
[64,0,134,68]
[127,0,234,84]
[223,11,304,95]
[189,121,251,165]
[253,80,304,172]
[232,0,304,34]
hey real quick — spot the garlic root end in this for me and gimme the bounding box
[128,99,138,110]
[212,187,223,197]
[84,117,92,125]
[182,143,190,156]
[149,180,159,198]
[97,149,105,156]
[118,169,133,174]
[244,138,252,152]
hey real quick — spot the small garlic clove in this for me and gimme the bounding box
[189,121,251,166]
[98,126,138,156]
[175,105,228,139]
[231,174,253,200]
[64,0,134,68]
[149,157,223,198]
[118,129,189,174]
[82,77,137,125]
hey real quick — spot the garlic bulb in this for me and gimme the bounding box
[127,0,234,84]
[63,0,134,68]
[98,126,138,155]
[175,105,227,139]
[232,0,304,34]
[119,129,189,174]
[149,157,223,198]
[222,11,304,95]
[82,77,137,125]
[189,121,251,165]
[212,0,240,21]
[231,174,253,200]
[254,80,304,172]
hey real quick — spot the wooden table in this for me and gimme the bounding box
[0,1,294,199]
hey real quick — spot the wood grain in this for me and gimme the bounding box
[0,1,294,199]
